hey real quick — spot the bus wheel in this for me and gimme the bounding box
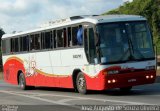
[76,72,87,94]
[19,73,27,90]
[120,86,132,92]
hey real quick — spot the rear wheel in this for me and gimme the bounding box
[76,72,87,94]
[120,86,132,92]
[19,73,28,90]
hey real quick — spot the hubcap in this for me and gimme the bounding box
[20,75,24,88]
[78,77,85,90]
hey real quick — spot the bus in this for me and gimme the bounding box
[1,15,156,94]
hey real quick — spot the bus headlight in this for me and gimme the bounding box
[112,79,116,83]
[108,80,111,83]
[150,75,154,78]
[108,79,117,84]
[146,75,149,79]
[146,75,154,79]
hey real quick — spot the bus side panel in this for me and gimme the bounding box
[3,57,25,85]
[28,73,73,88]
[3,59,16,84]
[105,70,156,89]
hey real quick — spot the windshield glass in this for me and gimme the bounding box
[97,21,155,64]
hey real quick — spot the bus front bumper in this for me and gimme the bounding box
[105,70,156,89]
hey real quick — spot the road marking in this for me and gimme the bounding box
[57,98,86,103]
[0,90,69,105]
[0,90,150,105]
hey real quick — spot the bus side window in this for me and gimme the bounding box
[84,28,96,63]
[63,28,67,47]
[24,36,29,51]
[35,34,40,50]
[67,27,71,47]
[44,31,51,49]
[77,25,83,46]
[53,30,56,48]
[30,35,34,50]
[72,26,78,46]
[2,39,10,54]
[88,28,96,63]
[41,32,44,49]
[50,31,53,48]
[84,29,89,61]
[11,38,15,53]
[2,40,6,54]
[57,29,64,47]
[30,34,40,50]
[15,38,19,52]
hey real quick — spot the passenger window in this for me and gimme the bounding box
[20,36,29,51]
[63,28,67,47]
[15,38,19,52]
[11,38,15,52]
[2,40,6,54]
[2,39,10,54]
[77,25,83,46]
[57,29,64,47]
[67,27,71,47]
[72,26,78,46]
[44,31,51,49]
[53,30,56,48]
[30,34,40,50]
[11,38,19,53]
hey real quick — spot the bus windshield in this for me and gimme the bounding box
[97,21,155,64]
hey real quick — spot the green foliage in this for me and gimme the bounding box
[0,28,5,47]
[0,28,5,70]
[104,0,160,54]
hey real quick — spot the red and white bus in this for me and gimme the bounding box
[2,15,156,94]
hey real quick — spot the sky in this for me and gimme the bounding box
[0,0,133,33]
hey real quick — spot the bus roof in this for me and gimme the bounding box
[2,15,146,39]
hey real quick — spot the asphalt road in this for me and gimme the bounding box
[0,80,160,111]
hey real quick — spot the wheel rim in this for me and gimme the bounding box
[78,77,85,90]
[19,75,24,88]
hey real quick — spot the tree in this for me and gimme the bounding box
[104,0,160,54]
[0,28,5,47]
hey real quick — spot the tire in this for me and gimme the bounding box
[76,72,87,94]
[120,86,132,92]
[19,73,28,90]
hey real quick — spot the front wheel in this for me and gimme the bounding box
[76,72,87,94]
[19,73,28,90]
